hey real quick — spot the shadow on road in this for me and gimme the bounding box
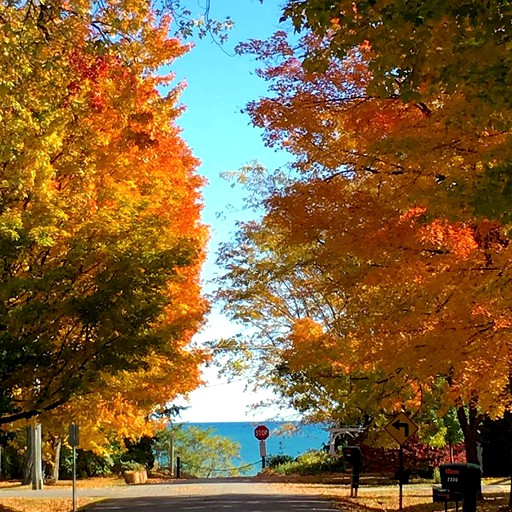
[85,493,338,511]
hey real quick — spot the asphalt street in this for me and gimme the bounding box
[0,478,342,511]
[85,493,339,511]
[2,478,508,512]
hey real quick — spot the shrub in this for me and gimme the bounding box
[0,444,23,480]
[123,437,155,470]
[360,440,466,477]
[119,461,145,472]
[266,454,294,468]
[60,449,115,479]
[265,450,345,475]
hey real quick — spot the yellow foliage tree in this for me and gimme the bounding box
[0,0,208,427]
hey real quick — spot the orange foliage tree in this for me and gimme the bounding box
[217,30,512,463]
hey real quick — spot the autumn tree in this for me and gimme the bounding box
[34,343,204,480]
[215,212,389,427]
[0,0,208,424]
[154,424,245,478]
[217,21,512,466]
[275,1,512,223]
[216,171,484,448]
[280,1,512,106]
[218,170,512,461]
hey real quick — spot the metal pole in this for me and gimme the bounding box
[176,456,181,479]
[261,456,266,471]
[398,446,404,511]
[72,445,77,512]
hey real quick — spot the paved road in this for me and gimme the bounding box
[86,493,339,511]
[3,478,508,512]
[1,478,341,511]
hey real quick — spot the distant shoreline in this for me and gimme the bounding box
[176,421,329,476]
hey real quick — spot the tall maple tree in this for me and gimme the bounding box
[0,0,208,424]
[218,22,512,465]
[280,0,512,106]
[34,345,204,480]
[276,1,512,222]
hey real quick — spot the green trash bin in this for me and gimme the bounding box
[439,463,481,512]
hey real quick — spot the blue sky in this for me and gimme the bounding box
[172,0,289,276]
[169,1,297,422]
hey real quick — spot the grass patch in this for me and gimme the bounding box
[0,497,101,512]
[335,489,510,512]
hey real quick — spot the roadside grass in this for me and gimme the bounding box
[0,477,124,512]
[265,474,512,512]
[0,497,100,512]
[0,477,126,490]
[334,487,510,512]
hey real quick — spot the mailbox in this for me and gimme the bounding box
[342,446,362,497]
[437,463,481,512]
[342,446,361,469]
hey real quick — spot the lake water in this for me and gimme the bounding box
[179,421,328,476]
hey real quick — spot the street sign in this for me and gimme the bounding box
[69,424,79,447]
[385,412,418,445]
[254,424,270,440]
[259,440,267,457]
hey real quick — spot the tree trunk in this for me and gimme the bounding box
[509,434,512,508]
[22,426,33,485]
[456,405,483,500]
[51,438,62,482]
[456,406,480,463]
[507,370,512,508]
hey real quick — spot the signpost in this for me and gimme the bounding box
[254,425,270,470]
[385,413,418,511]
[69,424,79,512]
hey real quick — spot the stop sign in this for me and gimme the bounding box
[254,424,270,440]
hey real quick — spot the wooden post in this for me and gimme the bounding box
[169,432,175,477]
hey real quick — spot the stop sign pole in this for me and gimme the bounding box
[254,425,269,471]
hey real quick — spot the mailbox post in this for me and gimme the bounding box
[342,446,361,497]
[433,463,481,512]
